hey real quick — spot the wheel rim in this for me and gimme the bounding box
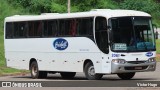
[32,65,38,76]
[88,66,95,76]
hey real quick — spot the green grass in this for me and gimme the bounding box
[156,39,160,61]
[156,39,160,54]
[0,67,28,76]
[0,35,4,67]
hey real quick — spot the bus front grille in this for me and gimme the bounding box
[127,61,146,64]
[124,66,148,70]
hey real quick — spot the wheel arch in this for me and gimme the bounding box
[29,58,37,70]
[83,59,93,72]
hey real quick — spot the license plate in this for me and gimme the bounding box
[135,67,142,70]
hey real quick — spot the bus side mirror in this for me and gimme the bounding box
[153,24,158,39]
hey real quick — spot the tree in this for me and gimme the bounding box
[120,0,159,14]
[7,0,118,13]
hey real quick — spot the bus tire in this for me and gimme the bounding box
[84,62,103,80]
[117,72,135,80]
[30,61,47,79]
[60,72,76,79]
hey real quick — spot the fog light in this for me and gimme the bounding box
[147,58,156,63]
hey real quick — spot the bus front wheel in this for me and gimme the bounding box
[30,61,47,79]
[117,72,135,80]
[84,62,103,80]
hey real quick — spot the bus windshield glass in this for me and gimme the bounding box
[110,17,156,52]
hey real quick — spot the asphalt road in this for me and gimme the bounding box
[0,62,160,90]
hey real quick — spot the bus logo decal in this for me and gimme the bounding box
[112,54,120,57]
[53,38,68,50]
[145,52,153,57]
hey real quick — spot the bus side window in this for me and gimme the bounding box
[70,19,77,36]
[59,20,65,36]
[6,22,14,39]
[12,22,27,38]
[43,20,58,37]
[43,20,48,37]
[28,21,34,37]
[64,19,71,36]
[34,21,42,37]
[58,19,71,36]
[48,20,58,37]
[19,22,27,37]
[77,18,93,38]
[28,21,42,37]
[13,22,19,38]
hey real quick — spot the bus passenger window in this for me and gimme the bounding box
[70,19,77,36]
[19,22,27,37]
[28,22,34,37]
[34,21,42,37]
[13,22,19,38]
[6,22,13,38]
[28,21,42,37]
[77,18,93,37]
[59,19,71,36]
[59,20,65,36]
[48,20,58,37]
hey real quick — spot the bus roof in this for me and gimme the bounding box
[5,9,151,22]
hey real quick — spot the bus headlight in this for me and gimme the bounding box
[112,59,126,64]
[147,58,156,63]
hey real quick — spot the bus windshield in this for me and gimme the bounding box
[110,17,156,52]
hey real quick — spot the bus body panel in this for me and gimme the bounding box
[5,37,111,73]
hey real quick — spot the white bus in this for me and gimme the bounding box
[4,9,156,80]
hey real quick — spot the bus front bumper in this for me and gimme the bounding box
[111,61,156,73]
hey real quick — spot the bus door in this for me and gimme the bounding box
[95,17,111,73]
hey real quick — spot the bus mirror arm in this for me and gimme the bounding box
[153,24,158,39]
[107,26,111,30]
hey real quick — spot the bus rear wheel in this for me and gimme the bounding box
[84,62,103,80]
[117,72,135,80]
[30,61,47,79]
[60,72,76,79]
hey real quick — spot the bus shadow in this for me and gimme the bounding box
[12,75,157,81]
[102,78,157,81]
[46,76,88,80]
